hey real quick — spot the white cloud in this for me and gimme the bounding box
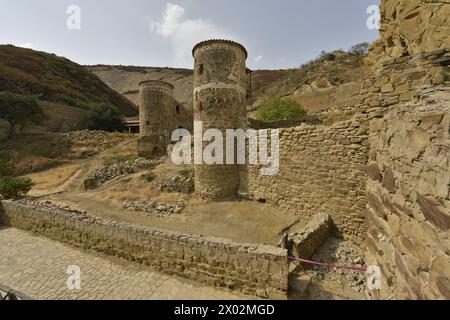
[150,3,234,67]
[253,55,263,63]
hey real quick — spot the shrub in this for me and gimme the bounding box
[179,169,194,178]
[144,172,156,182]
[0,91,45,139]
[256,98,307,122]
[0,158,15,176]
[349,42,369,56]
[87,103,125,132]
[0,176,33,199]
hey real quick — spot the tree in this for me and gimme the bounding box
[0,91,45,140]
[87,103,124,132]
[349,42,369,56]
[256,98,307,122]
[0,176,33,199]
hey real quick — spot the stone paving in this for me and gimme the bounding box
[0,227,248,300]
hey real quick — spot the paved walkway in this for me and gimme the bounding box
[0,227,247,300]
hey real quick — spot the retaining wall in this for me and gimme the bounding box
[0,200,288,299]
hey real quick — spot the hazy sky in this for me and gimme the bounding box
[0,0,381,69]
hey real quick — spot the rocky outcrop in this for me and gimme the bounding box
[366,86,450,300]
[379,0,450,59]
[122,201,186,216]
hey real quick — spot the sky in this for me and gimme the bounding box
[0,0,381,70]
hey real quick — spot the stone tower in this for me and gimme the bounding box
[192,39,248,200]
[138,80,175,158]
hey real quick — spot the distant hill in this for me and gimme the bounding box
[90,48,372,117]
[0,45,137,116]
[88,65,195,110]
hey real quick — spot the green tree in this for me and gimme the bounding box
[0,91,45,140]
[349,42,369,56]
[0,176,33,199]
[87,103,124,132]
[256,98,307,122]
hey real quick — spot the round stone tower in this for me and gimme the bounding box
[138,80,175,158]
[192,39,248,200]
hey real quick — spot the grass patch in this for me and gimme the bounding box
[102,154,139,166]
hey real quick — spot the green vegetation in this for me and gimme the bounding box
[0,156,32,199]
[179,169,194,178]
[251,42,372,101]
[349,42,370,56]
[88,103,125,132]
[0,45,137,116]
[102,154,139,166]
[0,177,33,199]
[0,158,15,176]
[256,98,307,122]
[0,91,45,139]
[144,172,156,182]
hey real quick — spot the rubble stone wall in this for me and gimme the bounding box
[0,200,288,299]
[365,87,450,300]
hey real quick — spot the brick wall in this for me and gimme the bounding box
[0,200,288,299]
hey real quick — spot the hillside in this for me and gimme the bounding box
[0,45,137,116]
[87,65,195,109]
[89,47,372,117]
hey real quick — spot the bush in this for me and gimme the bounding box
[0,91,45,139]
[0,177,33,199]
[0,158,15,176]
[256,98,307,122]
[144,172,156,182]
[87,103,125,132]
[349,42,369,56]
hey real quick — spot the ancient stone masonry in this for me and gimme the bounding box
[365,85,450,300]
[193,40,249,200]
[247,121,369,243]
[378,0,450,60]
[0,200,289,299]
[138,80,193,158]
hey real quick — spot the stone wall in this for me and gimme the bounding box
[379,0,450,59]
[247,120,369,243]
[0,200,288,299]
[365,87,450,300]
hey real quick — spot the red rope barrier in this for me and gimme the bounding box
[288,256,368,272]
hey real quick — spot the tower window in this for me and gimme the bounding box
[176,105,180,114]
[198,64,204,75]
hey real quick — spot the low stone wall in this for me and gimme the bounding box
[0,200,288,299]
[366,88,450,299]
[248,120,369,243]
[291,213,332,260]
